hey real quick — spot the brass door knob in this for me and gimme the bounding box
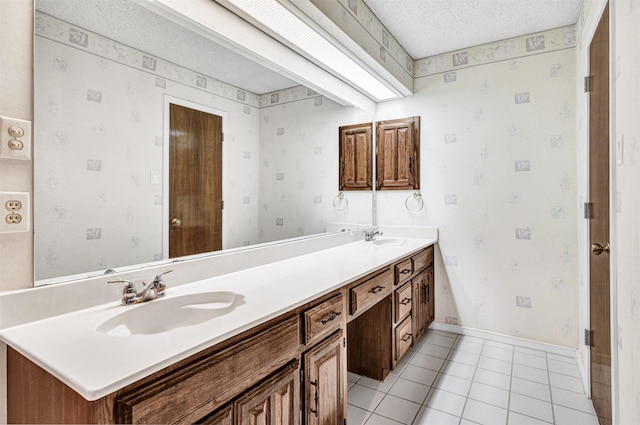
[171,218,182,228]
[591,242,610,255]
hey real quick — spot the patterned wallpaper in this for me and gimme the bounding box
[33,11,368,281]
[258,98,373,243]
[376,47,578,348]
[613,1,640,423]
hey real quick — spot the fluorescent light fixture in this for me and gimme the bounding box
[221,0,399,101]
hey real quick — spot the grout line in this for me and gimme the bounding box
[546,352,557,425]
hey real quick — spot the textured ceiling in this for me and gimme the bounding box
[363,0,583,59]
[36,0,583,96]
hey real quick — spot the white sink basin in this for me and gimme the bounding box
[372,238,406,246]
[97,291,243,337]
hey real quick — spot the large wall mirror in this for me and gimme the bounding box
[33,0,374,285]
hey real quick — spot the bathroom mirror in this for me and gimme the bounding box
[33,0,374,285]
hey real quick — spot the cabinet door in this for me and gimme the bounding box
[425,267,435,326]
[412,271,428,342]
[197,404,233,425]
[304,330,346,425]
[376,116,420,190]
[234,361,300,425]
[339,123,372,190]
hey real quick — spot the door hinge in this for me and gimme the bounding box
[584,202,592,219]
[221,200,224,210]
[584,76,591,93]
[584,329,592,346]
[221,132,224,142]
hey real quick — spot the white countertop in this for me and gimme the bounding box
[0,237,435,401]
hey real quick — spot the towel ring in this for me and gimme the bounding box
[405,192,424,213]
[333,192,349,211]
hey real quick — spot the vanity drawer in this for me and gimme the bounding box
[395,316,413,361]
[350,269,393,316]
[304,293,344,344]
[412,247,433,274]
[394,282,412,324]
[395,258,413,285]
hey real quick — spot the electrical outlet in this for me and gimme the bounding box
[0,192,30,233]
[0,116,32,160]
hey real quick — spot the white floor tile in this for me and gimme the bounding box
[441,360,476,380]
[349,371,362,384]
[547,353,576,364]
[512,363,549,385]
[553,405,600,425]
[429,330,458,339]
[388,378,430,404]
[424,388,467,416]
[374,394,420,424]
[364,413,403,425]
[513,351,548,370]
[418,342,451,359]
[549,371,584,393]
[482,345,514,362]
[400,364,438,386]
[410,352,446,372]
[359,374,398,393]
[447,349,480,366]
[547,358,581,378]
[473,367,511,390]
[507,411,553,425]
[551,386,597,414]
[348,405,372,425]
[510,376,551,402]
[433,372,472,396]
[509,392,554,423]
[462,398,508,425]
[426,333,456,348]
[478,355,513,375]
[484,340,514,352]
[412,406,460,425]
[468,381,509,409]
[453,339,484,354]
[514,346,546,358]
[348,384,386,411]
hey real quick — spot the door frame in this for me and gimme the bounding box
[582,1,618,423]
[162,95,227,258]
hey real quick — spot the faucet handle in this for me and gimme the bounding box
[108,279,137,304]
[153,270,173,281]
[152,270,173,296]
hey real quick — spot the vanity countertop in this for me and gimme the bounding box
[0,237,436,401]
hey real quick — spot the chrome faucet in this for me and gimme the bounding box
[108,270,173,305]
[364,230,383,241]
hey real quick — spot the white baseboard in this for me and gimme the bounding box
[429,322,587,393]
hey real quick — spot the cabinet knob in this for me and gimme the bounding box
[171,217,182,227]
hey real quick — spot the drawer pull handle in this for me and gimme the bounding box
[369,285,385,294]
[400,269,412,275]
[310,380,319,417]
[401,333,412,342]
[320,311,342,325]
[400,297,411,305]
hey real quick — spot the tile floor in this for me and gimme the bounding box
[347,329,600,425]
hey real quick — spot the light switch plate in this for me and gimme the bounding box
[0,115,32,160]
[0,192,30,233]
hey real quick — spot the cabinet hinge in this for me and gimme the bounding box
[584,329,592,346]
[343,337,346,348]
[584,202,592,219]
[584,76,591,93]
[300,368,304,383]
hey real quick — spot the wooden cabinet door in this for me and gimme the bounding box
[376,116,420,190]
[425,267,435,326]
[234,361,300,425]
[197,404,233,425]
[412,271,428,342]
[339,123,372,190]
[304,331,346,425]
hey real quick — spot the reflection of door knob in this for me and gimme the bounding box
[591,242,610,255]
[171,218,182,228]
